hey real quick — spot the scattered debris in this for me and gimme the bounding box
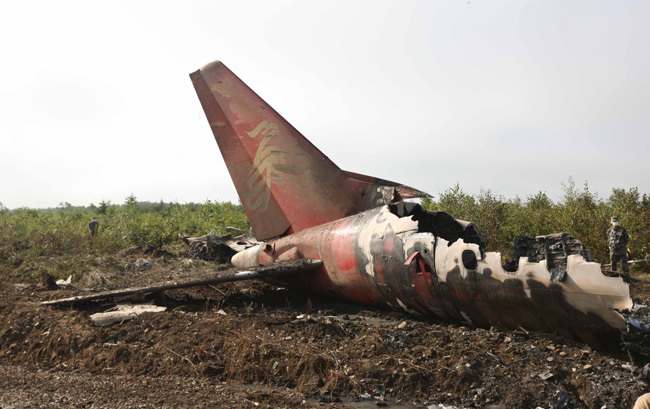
[179,233,258,262]
[318,395,341,404]
[4,269,650,407]
[134,258,153,271]
[629,317,650,331]
[538,371,554,381]
[55,275,72,286]
[486,350,501,362]
[89,303,166,327]
[550,389,572,409]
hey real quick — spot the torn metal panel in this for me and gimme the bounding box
[179,233,258,261]
[505,233,593,282]
[341,170,430,208]
[90,303,166,327]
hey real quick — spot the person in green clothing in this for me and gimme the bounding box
[607,216,629,276]
[89,216,99,238]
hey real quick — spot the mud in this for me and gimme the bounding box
[1,250,649,408]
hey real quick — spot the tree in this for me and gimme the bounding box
[98,200,111,215]
[124,194,138,209]
[420,196,434,209]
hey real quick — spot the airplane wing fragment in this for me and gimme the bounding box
[41,259,323,306]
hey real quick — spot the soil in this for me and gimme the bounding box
[1,249,650,408]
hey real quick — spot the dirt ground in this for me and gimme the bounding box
[1,248,650,408]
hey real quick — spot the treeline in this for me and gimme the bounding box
[0,196,249,280]
[1,181,649,282]
[422,180,650,269]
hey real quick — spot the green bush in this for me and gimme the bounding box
[423,179,650,269]
[0,196,250,282]
[2,181,649,284]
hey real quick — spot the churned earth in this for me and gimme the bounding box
[0,249,649,409]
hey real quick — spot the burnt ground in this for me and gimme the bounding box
[1,249,650,408]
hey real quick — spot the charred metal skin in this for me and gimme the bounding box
[190,60,633,347]
[233,204,631,347]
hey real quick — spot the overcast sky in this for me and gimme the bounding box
[1,0,648,209]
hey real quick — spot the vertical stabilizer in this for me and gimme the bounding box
[190,61,427,240]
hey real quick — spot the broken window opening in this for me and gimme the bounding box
[388,202,486,258]
[462,249,478,271]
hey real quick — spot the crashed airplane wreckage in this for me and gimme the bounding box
[44,61,633,347]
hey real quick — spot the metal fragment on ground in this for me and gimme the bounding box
[90,303,167,327]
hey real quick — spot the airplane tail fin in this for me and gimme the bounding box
[190,61,427,240]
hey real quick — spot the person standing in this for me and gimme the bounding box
[607,216,629,276]
[89,216,99,238]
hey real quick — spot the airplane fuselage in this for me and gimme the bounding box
[233,203,631,347]
[190,60,633,348]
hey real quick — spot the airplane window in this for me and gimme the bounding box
[462,249,478,270]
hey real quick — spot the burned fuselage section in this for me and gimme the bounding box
[233,202,632,347]
[505,233,594,283]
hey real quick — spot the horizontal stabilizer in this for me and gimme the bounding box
[41,259,323,306]
[342,170,430,209]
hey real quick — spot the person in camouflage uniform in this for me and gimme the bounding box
[89,216,99,238]
[607,216,629,276]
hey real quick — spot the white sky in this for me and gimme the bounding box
[1,0,649,209]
